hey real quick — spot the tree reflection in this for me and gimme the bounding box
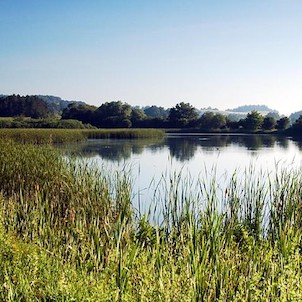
[57,134,298,163]
[291,137,302,151]
[165,134,293,161]
[167,137,198,161]
[60,138,165,162]
[276,137,289,149]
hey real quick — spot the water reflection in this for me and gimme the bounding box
[291,137,302,151]
[59,138,164,162]
[167,137,198,161]
[59,134,301,163]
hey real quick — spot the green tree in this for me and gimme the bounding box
[144,105,169,118]
[211,113,227,130]
[292,115,302,131]
[198,112,214,130]
[168,102,198,127]
[198,112,227,130]
[0,95,51,118]
[276,117,290,130]
[62,103,96,125]
[131,108,146,127]
[266,111,280,120]
[95,101,132,128]
[262,116,276,130]
[244,111,264,131]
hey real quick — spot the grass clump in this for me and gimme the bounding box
[0,140,302,301]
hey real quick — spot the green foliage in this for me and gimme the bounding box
[144,105,169,118]
[0,129,85,144]
[0,95,52,118]
[262,116,277,130]
[130,108,147,125]
[198,112,227,131]
[276,116,290,130]
[61,103,97,124]
[286,115,302,136]
[0,117,93,129]
[83,128,164,139]
[265,111,280,120]
[0,128,164,144]
[95,101,132,128]
[0,141,302,300]
[38,95,86,114]
[244,111,264,131]
[293,115,302,130]
[169,102,199,127]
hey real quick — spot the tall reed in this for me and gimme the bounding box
[83,128,165,139]
[0,140,302,300]
[0,128,165,144]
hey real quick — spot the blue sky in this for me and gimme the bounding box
[1,0,302,115]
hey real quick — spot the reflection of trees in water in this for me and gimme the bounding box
[87,143,132,162]
[276,137,289,149]
[196,135,229,150]
[165,135,292,161]
[291,137,302,151]
[261,135,277,148]
[167,137,198,161]
[59,139,165,162]
[56,142,99,158]
[203,135,277,150]
[147,143,166,153]
[58,134,297,163]
[242,135,265,150]
[166,135,281,157]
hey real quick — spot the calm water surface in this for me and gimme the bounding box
[61,134,302,215]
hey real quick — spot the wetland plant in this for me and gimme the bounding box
[0,140,301,301]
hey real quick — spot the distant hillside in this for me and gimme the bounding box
[198,105,281,121]
[289,110,302,123]
[227,105,277,113]
[38,95,86,114]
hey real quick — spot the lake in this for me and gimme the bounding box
[60,133,302,219]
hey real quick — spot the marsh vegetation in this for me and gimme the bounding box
[0,128,164,144]
[0,138,302,301]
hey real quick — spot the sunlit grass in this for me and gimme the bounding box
[0,140,301,301]
[83,128,165,139]
[0,128,165,144]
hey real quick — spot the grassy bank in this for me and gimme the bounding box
[83,128,164,139]
[0,141,302,301]
[0,128,164,144]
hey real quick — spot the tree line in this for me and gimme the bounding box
[0,95,301,134]
[0,95,51,118]
[62,101,302,134]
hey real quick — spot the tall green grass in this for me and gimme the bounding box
[0,128,165,144]
[0,129,85,144]
[0,140,302,301]
[83,128,165,139]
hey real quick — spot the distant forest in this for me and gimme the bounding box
[0,94,301,135]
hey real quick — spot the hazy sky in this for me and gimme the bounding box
[1,0,302,115]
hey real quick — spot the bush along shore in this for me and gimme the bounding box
[0,128,165,144]
[0,140,302,301]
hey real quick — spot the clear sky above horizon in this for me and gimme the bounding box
[1,0,302,115]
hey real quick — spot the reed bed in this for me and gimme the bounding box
[82,128,165,139]
[0,140,302,301]
[0,128,85,144]
[0,128,165,144]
